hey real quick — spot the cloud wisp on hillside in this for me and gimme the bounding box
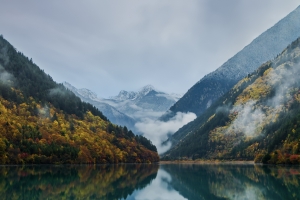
[0,64,15,86]
[135,112,196,154]
[225,58,300,138]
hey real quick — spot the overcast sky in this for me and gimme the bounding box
[1,1,299,97]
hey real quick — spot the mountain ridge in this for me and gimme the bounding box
[64,82,181,125]
[110,85,157,101]
[161,5,300,121]
[162,37,300,164]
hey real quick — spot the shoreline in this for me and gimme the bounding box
[0,161,256,165]
[159,160,255,165]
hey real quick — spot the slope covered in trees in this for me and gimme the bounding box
[160,5,300,121]
[0,35,158,164]
[162,37,300,164]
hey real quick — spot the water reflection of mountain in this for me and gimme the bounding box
[0,164,158,200]
[161,164,300,200]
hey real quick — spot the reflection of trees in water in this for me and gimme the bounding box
[162,164,300,200]
[0,164,158,200]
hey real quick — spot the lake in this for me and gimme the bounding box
[0,164,299,200]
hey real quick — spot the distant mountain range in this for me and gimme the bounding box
[161,5,300,121]
[63,82,181,133]
[162,37,300,164]
[107,85,181,120]
[63,82,137,132]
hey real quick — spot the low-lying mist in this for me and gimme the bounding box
[226,60,300,137]
[135,112,196,154]
[0,64,15,86]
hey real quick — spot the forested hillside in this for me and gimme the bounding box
[0,35,158,164]
[163,37,300,164]
[161,5,300,121]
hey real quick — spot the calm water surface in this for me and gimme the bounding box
[0,164,299,200]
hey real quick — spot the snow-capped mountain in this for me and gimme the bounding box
[110,85,156,101]
[63,82,137,132]
[63,82,181,133]
[161,5,300,121]
[106,85,182,120]
[111,90,137,101]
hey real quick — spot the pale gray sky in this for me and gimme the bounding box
[0,1,299,97]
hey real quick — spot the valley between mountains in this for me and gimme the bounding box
[1,5,300,165]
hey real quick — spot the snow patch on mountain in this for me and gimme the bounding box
[156,93,182,102]
[63,82,181,133]
[109,85,158,101]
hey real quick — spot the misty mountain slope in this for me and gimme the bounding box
[0,35,159,164]
[63,82,137,132]
[162,37,300,164]
[161,5,300,121]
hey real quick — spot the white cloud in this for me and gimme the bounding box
[0,64,14,86]
[135,112,196,154]
[227,100,266,136]
[48,87,67,97]
[38,105,50,119]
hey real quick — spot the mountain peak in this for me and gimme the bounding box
[115,90,137,101]
[110,85,156,101]
[138,85,156,96]
[141,85,155,91]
